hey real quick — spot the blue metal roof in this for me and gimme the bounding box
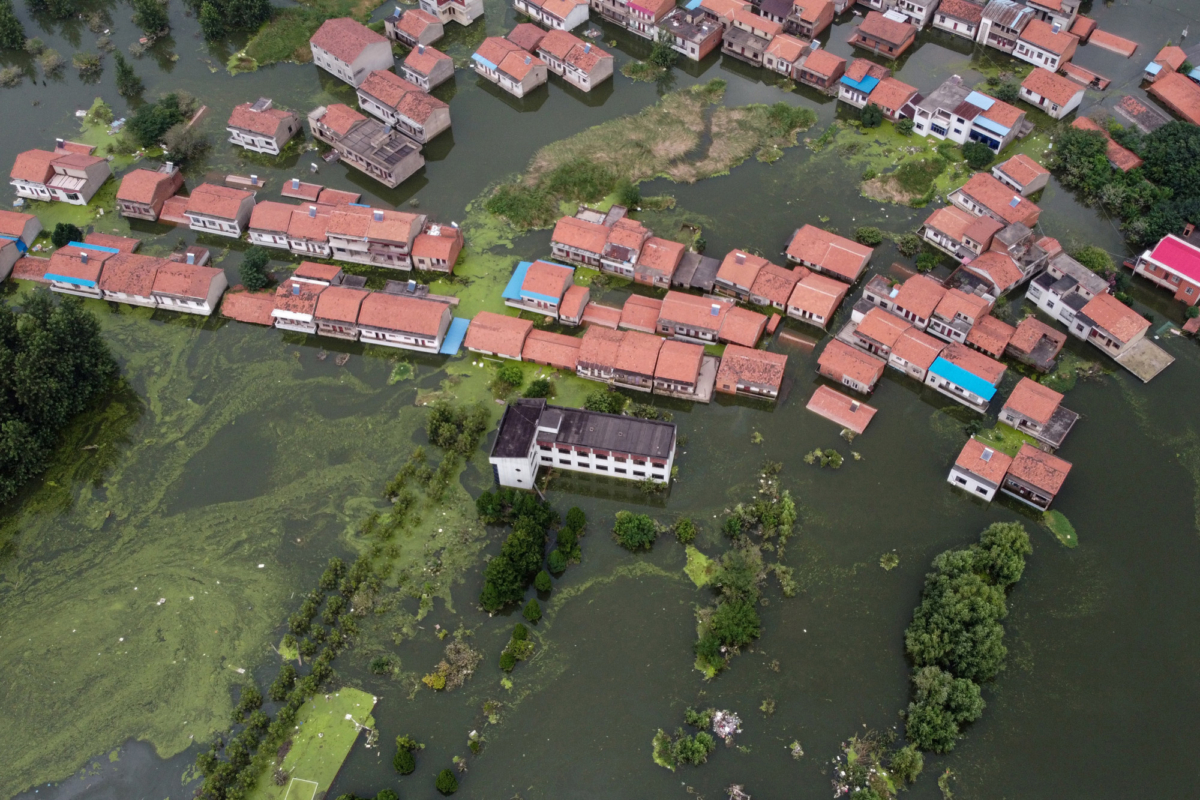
[44,273,97,287]
[964,91,995,110]
[840,74,880,94]
[975,116,1011,137]
[439,317,470,355]
[1145,61,1162,75]
[684,0,702,8]
[348,202,370,207]
[929,357,997,401]
[1189,67,1200,82]
[502,261,532,301]
[0,234,25,253]
[66,240,120,254]
[471,53,497,71]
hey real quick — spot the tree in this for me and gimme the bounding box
[648,29,677,69]
[534,570,552,592]
[393,747,416,774]
[0,0,25,50]
[991,81,1020,103]
[163,124,210,164]
[113,52,143,97]
[1072,245,1113,275]
[435,769,458,794]
[896,233,922,257]
[1142,121,1200,200]
[226,0,271,29]
[132,0,169,35]
[522,598,542,623]
[583,388,626,414]
[616,178,640,208]
[674,517,696,544]
[376,791,400,800]
[896,117,914,136]
[127,94,186,148]
[523,377,552,398]
[198,1,225,38]
[240,247,272,291]
[495,362,523,391]
[565,506,586,531]
[915,252,939,273]
[961,141,994,170]
[547,549,567,574]
[613,511,657,551]
[905,666,985,753]
[973,521,1031,589]
[51,222,82,248]
[889,744,924,784]
[860,103,883,128]
[26,0,74,19]
[854,226,883,246]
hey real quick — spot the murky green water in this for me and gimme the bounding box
[4,0,1200,798]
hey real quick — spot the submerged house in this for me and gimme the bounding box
[785,224,873,283]
[715,344,788,400]
[948,437,1014,502]
[999,377,1078,449]
[924,342,1006,412]
[10,145,111,206]
[227,99,301,155]
[1001,444,1072,509]
[116,164,183,221]
[473,38,549,98]
[309,17,394,88]
[308,104,425,189]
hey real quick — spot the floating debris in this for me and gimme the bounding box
[335,353,350,366]
[712,710,742,743]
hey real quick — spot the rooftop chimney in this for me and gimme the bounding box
[309,205,317,217]
[251,174,259,185]
[710,303,720,316]
[584,43,591,52]
[165,161,175,171]
[373,209,384,221]
[407,279,416,292]
[186,251,195,264]
[418,44,425,54]
[292,178,300,189]
[55,138,64,149]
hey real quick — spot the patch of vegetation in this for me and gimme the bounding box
[651,727,716,770]
[427,400,490,455]
[499,623,535,672]
[880,552,900,571]
[830,730,922,799]
[622,60,668,82]
[523,377,553,398]
[860,103,883,128]
[422,631,483,692]
[1043,510,1077,548]
[583,388,628,414]
[854,226,883,246]
[436,768,458,794]
[684,545,716,587]
[240,247,273,291]
[613,511,658,551]
[126,93,199,150]
[961,141,995,170]
[476,489,557,611]
[803,448,844,469]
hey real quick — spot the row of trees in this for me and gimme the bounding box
[902,522,1032,753]
[1048,120,1200,248]
[183,0,272,40]
[0,292,118,505]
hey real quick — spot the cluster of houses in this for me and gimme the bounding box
[11,140,113,207]
[472,24,614,97]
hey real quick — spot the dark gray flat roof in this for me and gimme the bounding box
[554,406,675,458]
[490,399,544,459]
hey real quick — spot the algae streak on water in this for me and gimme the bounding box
[0,289,437,799]
[246,688,376,800]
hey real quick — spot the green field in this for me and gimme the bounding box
[247,688,377,800]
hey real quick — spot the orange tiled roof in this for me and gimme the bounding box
[1021,67,1081,107]
[552,216,608,254]
[1079,293,1149,343]
[578,325,625,370]
[397,8,440,38]
[228,102,296,137]
[996,153,1049,188]
[97,253,163,296]
[1019,18,1078,56]
[313,285,370,324]
[955,437,1013,485]
[956,173,1041,226]
[965,314,1016,357]
[818,338,885,386]
[636,237,685,278]
[654,339,704,384]
[311,17,387,63]
[293,262,342,282]
[521,329,582,370]
[358,293,448,336]
[620,294,664,332]
[938,0,983,23]
[890,327,944,369]
[221,290,277,326]
[116,167,180,204]
[1008,316,1065,355]
[787,272,847,320]
[856,10,915,46]
[924,205,976,241]
[507,22,546,51]
[405,44,451,77]
[1070,116,1145,171]
[805,384,877,434]
[966,250,1024,293]
[717,343,787,391]
[940,341,1006,385]
[786,225,872,281]
[84,233,139,253]
[1008,443,1071,494]
[964,215,1005,246]
[719,306,768,347]
[1003,376,1062,424]
[800,48,845,78]
[412,226,463,263]
[934,287,991,322]
[845,57,889,83]
[750,263,802,305]
[867,77,917,112]
[857,306,912,348]
[1148,71,1200,126]
[185,183,254,220]
[360,70,423,109]
[464,310,533,356]
[892,274,947,319]
[659,291,730,329]
[273,277,326,315]
[318,103,367,137]
[522,260,574,302]
[614,330,664,376]
[250,200,295,233]
[152,263,223,300]
[559,284,589,319]
[10,149,57,183]
[766,34,807,64]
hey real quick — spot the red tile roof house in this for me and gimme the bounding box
[97,253,166,308]
[887,326,945,381]
[472,38,549,98]
[464,310,534,359]
[657,290,732,343]
[949,172,1041,229]
[521,329,583,370]
[838,57,890,109]
[1069,116,1144,172]
[411,222,463,272]
[1019,67,1084,121]
[248,200,296,250]
[418,0,484,26]
[43,243,118,299]
[1025,250,1109,328]
[787,0,835,39]
[634,237,685,288]
[716,344,788,400]
[11,147,112,205]
[924,341,1006,413]
[1015,18,1079,72]
[1001,443,1072,510]
[999,376,1079,449]
[307,104,425,190]
[619,294,664,333]
[1025,0,1080,28]
[286,204,335,258]
[326,205,428,269]
[294,261,344,284]
[806,384,877,434]
[550,215,609,267]
[1147,71,1200,127]
[576,326,624,382]
[1131,234,1200,307]
[785,272,846,329]
[600,217,652,275]
[385,8,445,47]
[613,330,666,391]
[843,305,912,358]
[271,277,327,333]
[623,0,678,40]
[504,259,576,317]
[965,313,1015,358]
[948,438,1014,502]
[227,99,301,156]
[722,8,782,68]
[794,47,846,94]
[558,284,590,326]
[507,21,547,51]
[991,153,1051,196]
[716,249,771,299]
[654,339,713,401]
[890,273,947,330]
[848,11,917,59]
[1144,44,1186,83]
[785,224,873,283]
[818,338,886,394]
[932,0,985,41]
[402,44,456,91]
[151,262,229,316]
[358,293,453,353]
[84,232,140,253]
[357,70,452,144]
[0,208,42,248]
[749,262,805,310]
[309,17,395,88]
[184,183,257,238]
[764,33,808,77]
[1072,293,1150,358]
[921,206,1003,261]
[866,77,919,123]
[314,285,370,339]
[927,287,991,343]
[1006,316,1065,372]
[221,290,277,326]
[961,249,1024,297]
[537,30,614,91]
[116,164,183,221]
[514,0,591,31]
[718,306,769,348]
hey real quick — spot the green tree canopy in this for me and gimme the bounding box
[1142,121,1200,201]
[435,768,458,794]
[613,511,657,551]
[240,247,272,291]
[131,0,169,34]
[961,141,994,170]
[50,222,82,248]
[113,52,144,97]
[0,0,25,49]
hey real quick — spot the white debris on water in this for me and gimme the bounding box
[712,710,742,743]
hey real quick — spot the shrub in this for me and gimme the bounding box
[915,252,940,273]
[394,747,416,774]
[889,744,924,784]
[0,65,20,86]
[427,401,490,455]
[512,623,528,641]
[127,94,186,148]
[961,141,995,170]
[113,51,142,96]
[495,362,524,390]
[163,124,210,164]
[1188,305,1200,319]
[674,517,697,544]
[484,183,557,229]
[1072,245,1113,275]
[543,157,617,203]
[72,52,102,79]
[435,769,458,794]
[860,103,883,128]
[648,29,678,68]
[377,791,400,800]
[36,47,63,75]
[50,222,82,248]
[992,81,1020,103]
[522,598,542,623]
[240,246,272,291]
[896,117,914,136]
[499,650,517,672]
[584,389,627,414]
[534,570,552,592]
[896,233,923,257]
[854,226,883,246]
[613,511,657,551]
[566,506,586,531]
[616,178,641,208]
[523,377,553,398]
[547,549,567,574]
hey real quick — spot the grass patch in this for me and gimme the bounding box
[1042,510,1078,548]
[622,60,667,82]
[1039,351,1103,393]
[893,155,948,195]
[972,424,1040,458]
[485,79,816,229]
[244,688,376,800]
[684,545,716,588]
[239,0,382,70]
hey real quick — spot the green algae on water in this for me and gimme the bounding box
[684,545,716,587]
[1043,511,1078,548]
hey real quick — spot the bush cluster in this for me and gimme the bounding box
[426,401,489,455]
[903,523,1031,753]
[583,388,628,414]
[393,734,423,774]
[476,490,557,611]
[613,511,657,551]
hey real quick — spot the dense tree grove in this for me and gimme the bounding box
[239,247,272,291]
[185,0,271,39]
[0,0,24,49]
[903,522,1031,753]
[25,0,74,19]
[131,0,169,35]
[127,94,195,149]
[0,292,118,505]
[476,489,557,611]
[613,511,657,551]
[426,400,489,455]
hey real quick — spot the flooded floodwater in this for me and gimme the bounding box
[4,0,1200,798]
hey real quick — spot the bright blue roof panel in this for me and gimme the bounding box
[964,91,995,110]
[45,273,97,287]
[1145,61,1162,75]
[840,74,880,94]
[66,240,120,254]
[502,261,531,301]
[975,116,1011,137]
[929,357,997,401]
[685,0,702,8]
[471,53,497,71]
[440,317,470,355]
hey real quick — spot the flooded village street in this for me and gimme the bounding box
[2,0,1200,798]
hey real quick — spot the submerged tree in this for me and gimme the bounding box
[0,0,25,50]
[114,52,143,97]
